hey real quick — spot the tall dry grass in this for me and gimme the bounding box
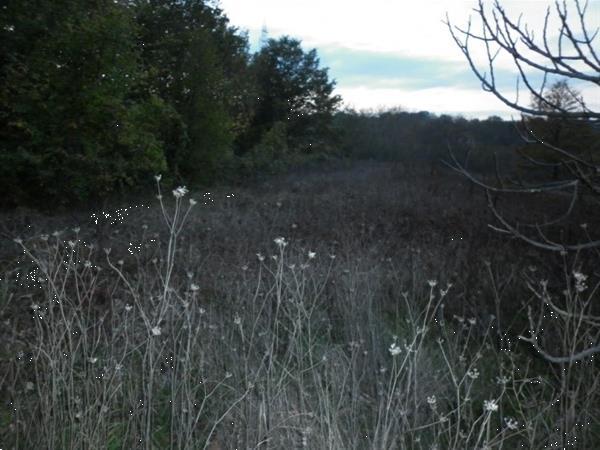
[1,162,598,449]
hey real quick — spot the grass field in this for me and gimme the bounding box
[1,161,598,449]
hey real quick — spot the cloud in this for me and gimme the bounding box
[337,85,518,119]
[219,0,558,63]
[315,45,531,91]
[219,0,598,117]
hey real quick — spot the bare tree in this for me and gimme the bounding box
[445,0,600,362]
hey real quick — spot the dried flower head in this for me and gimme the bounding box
[484,399,498,412]
[274,237,288,248]
[467,368,480,379]
[389,342,402,356]
[573,271,588,292]
[172,186,189,199]
[504,417,518,430]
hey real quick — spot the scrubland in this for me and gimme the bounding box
[1,161,598,449]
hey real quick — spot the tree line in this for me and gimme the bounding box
[3,1,594,211]
[0,0,340,209]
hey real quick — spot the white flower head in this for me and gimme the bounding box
[427,395,437,406]
[31,303,40,311]
[172,186,189,199]
[504,417,518,430]
[467,368,480,379]
[308,251,316,259]
[189,198,197,206]
[88,357,98,364]
[388,342,402,356]
[125,304,133,312]
[151,326,162,336]
[573,271,588,292]
[427,279,438,288]
[256,253,265,262]
[274,237,288,248]
[190,283,200,292]
[154,174,162,182]
[484,399,498,412]
[496,375,510,385]
[233,314,242,326]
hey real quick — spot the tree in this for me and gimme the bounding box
[132,0,252,184]
[519,80,597,180]
[242,36,341,155]
[446,0,600,364]
[0,0,169,208]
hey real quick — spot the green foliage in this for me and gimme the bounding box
[240,36,341,155]
[133,0,248,185]
[0,0,169,208]
[0,1,343,209]
[238,121,290,177]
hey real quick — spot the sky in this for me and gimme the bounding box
[218,0,599,119]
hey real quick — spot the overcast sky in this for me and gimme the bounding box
[218,0,599,119]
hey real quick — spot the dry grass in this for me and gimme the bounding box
[0,161,598,449]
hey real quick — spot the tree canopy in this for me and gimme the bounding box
[0,1,341,209]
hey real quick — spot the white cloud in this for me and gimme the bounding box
[219,0,559,64]
[218,0,599,116]
[337,85,518,118]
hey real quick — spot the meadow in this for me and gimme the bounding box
[1,160,598,449]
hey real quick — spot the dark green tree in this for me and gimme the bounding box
[0,0,169,208]
[243,36,341,154]
[132,0,253,184]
